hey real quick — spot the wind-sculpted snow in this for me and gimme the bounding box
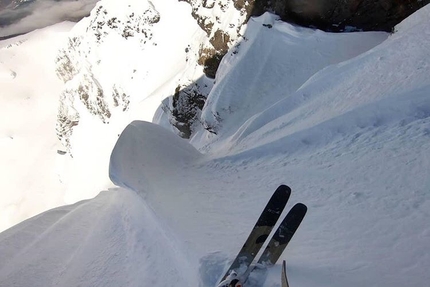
[223,86,430,160]
[109,121,202,193]
[220,6,430,156]
[199,13,388,139]
[0,188,196,287]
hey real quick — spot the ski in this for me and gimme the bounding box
[281,260,289,287]
[218,185,291,284]
[239,203,307,285]
[256,203,307,266]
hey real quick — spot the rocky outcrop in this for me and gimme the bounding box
[55,0,160,154]
[159,78,212,138]
[156,0,430,139]
[185,0,429,78]
[182,0,248,78]
[267,0,430,32]
[53,0,429,146]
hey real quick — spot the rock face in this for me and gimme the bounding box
[165,0,428,138]
[54,0,429,146]
[185,0,429,78]
[55,0,160,153]
[267,0,430,32]
[158,77,212,138]
[182,0,249,78]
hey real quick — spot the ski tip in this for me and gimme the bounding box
[272,185,291,205]
[277,184,291,193]
[274,185,291,199]
[292,202,307,213]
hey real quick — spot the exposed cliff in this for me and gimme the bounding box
[55,0,163,153]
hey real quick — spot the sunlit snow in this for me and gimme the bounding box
[0,1,429,287]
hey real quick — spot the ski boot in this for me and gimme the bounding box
[216,271,243,287]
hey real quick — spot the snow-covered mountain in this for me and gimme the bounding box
[1,0,430,287]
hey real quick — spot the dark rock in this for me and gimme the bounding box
[183,0,429,78]
[164,83,208,138]
[255,0,430,32]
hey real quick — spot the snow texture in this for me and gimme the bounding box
[0,22,75,231]
[1,2,430,287]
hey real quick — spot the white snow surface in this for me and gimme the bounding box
[1,4,430,287]
[0,22,75,231]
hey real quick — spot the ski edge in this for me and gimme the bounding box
[256,202,307,266]
[217,185,291,285]
[281,260,289,287]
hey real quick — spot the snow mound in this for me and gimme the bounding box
[0,188,195,287]
[109,121,202,192]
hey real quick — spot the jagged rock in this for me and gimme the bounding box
[182,0,248,78]
[160,79,212,138]
[184,0,429,78]
[268,0,430,32]
[56,90,80,155]
[55,0,158,154]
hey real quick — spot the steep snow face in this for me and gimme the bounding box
[211,7,430,156]
[116,8,429,287]
[111,7,427,287]
[195,12,388,149]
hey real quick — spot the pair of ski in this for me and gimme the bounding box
[217,185,307,287]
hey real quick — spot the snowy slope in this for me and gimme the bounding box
[196,13,388,140]
[51,0,207,205]
[1,4,430,287]
[199,10,430,157]
[0,22,75,231]
[0,188,196,287]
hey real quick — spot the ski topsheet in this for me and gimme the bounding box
[238,203,307,285]
[217,185,307,287]
[219,185,291,282]
[257,203,307,266]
